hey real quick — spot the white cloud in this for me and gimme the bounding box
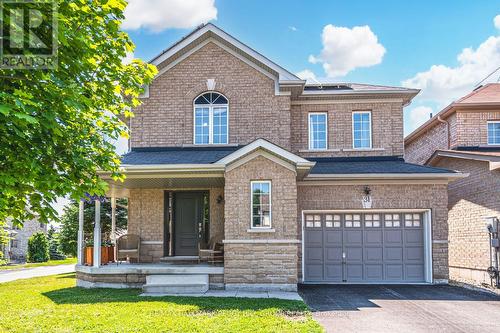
[123,0,217,32]
[403,18,500,106]
[296,69,317,81]
[309,24,386,77]
[289,26,298,32]
[407,106,433,133]
[494,15,500,30]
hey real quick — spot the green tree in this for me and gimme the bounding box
[47,226,66,260]
[0,227,8,265]
[59,199,127,256]
[0,0,157,227]
[27,232,50,263]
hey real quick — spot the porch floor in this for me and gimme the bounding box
[76,263,223,275]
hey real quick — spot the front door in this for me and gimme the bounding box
[173,192,204,256]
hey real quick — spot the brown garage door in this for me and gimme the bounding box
[304,212,425,283]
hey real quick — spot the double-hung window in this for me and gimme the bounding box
[308,113,327,150]
[487,121,500,145]
[194,92,228,144]
[352,111,372,149]
[251,181,271,228]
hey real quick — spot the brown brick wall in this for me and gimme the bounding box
[223,155,298,285]
[292,101,405,157]
[454,110,500,147]
[405,121,449,164]
[433,157,500,285]
[128,187,224,262]
[131,42,291,149]
[297,183,450,281]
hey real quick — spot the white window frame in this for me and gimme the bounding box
[250,180,272,229]
[352,111,372,149]
[487,121,500,145]
[193,92,229,145]
[308,112,328,150]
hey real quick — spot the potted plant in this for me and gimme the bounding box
[84,239,114,265]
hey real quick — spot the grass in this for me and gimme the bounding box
[0,274,323,333]
[0,257,77,271]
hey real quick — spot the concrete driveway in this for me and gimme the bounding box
[299,284,500,333]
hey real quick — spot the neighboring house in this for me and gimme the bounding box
[76,24,463,292]
[405,83,500,287]
[3,218,47,262]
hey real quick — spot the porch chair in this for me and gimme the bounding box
[117,234,140,264]
[198,236,224,265]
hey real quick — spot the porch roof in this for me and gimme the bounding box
[121,146,241,165]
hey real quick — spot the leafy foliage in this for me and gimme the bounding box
[59,199,127,256]
[27,232,50,263]
[47,226,66,260]
[0,0,157,227]
[0,227,8,265]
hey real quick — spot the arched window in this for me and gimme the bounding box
[194,92,228,144]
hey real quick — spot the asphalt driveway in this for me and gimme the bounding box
[299,284,500,333]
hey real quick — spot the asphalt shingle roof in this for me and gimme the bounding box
[308,156,456,174]
[121,146,241,165]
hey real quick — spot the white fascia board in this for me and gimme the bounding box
[301,89,420,96]
[117,164,225,173]
[151,23,301,82]
[433,151,500,164]
[304,172,468,181]
[490,161,500,171]
[216,138,314,167]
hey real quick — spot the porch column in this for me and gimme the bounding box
[77,201,84,265]
[93,200,101,267]
[110,196,116,244]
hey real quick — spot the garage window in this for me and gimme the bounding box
[306,214,322,228]
[325,214,341,228]
[405,213,421,227]
[345,214,361,227]
[384,214,401,227]
[364,214,380,227]
[251,181,271,228]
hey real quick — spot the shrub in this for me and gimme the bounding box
[27,232,49,263]
[47,227,66,260]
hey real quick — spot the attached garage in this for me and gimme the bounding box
[303,211,431,284]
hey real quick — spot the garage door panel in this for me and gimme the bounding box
[384,230,403,245]
[306,230,323,246]
[364,264,383,280]
[364,247,383,262]
[364,230,382,245]
[304,212,426,284]
[385,264,404,280]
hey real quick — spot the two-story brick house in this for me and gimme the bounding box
[405,83,500,287]
[76,24,463,292]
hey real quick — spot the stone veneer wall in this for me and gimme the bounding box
[433,158,500,286]
[297,183,450,281]
[127,187,224,262]
[223,155,299,289]
[6,218,47,261]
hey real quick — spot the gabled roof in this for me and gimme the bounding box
[149,23,303,83]
[427,149,500,171]
[405,83,500,145]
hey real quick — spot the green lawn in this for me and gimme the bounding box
[0,274,323,333]
[0,257,77,271]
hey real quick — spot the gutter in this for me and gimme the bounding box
[303,172,468,181]
[437,115,451,149]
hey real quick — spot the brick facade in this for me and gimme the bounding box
[223,155,299,288]
[433,157,500,285]
[297,184,450,281]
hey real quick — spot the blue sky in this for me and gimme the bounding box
[123,0,500,135]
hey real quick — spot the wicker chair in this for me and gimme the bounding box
[117,234,140,263]
[199,236,223,265]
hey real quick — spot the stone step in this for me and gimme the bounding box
[159,256,200,265]
[143,274,209,294]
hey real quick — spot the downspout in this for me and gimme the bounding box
[437,115,450,149]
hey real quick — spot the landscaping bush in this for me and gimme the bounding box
[27,232,49,263]
[0,225,8,265]
[47,227,66,260]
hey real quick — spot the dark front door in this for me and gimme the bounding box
[173,192,204,256]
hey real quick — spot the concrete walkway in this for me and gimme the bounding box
[0,264,75,284]
[141,290,303,300]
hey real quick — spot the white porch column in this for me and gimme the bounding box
[93,200,101,267]
[77,201,84,265]
[111,197,116,244]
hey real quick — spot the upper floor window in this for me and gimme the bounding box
[352,111,372,149]
[308,113,327,150]
[251,181,271,228]
[194,92,228,144]
[487,121,500,145]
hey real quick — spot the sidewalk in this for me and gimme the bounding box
[0,264,75,283]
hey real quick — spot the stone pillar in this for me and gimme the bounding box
[77,201,84,265]
[93,200,101,267]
